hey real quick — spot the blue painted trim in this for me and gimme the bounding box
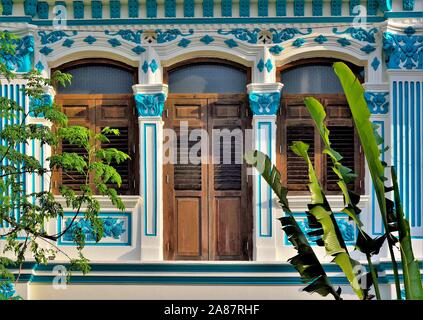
[285,212,357,246]
[417,81,422,228]
[221,0,232,17]
[257,121,272,238]
[371,120,385,236]
[0,16,386,26]
[146,0,157,18]
[165,0,176,17]
[143,123,158,237]
[91,1,102,19]
[184,0,195,17]
[110,0,121,19]
[410,81,415,227]
[57,212,132,246]
[258,0,268,17]
[25,261,423,274]
[73,1,84,19]
[276,0,286,16]
[128,0,139,18]
[239,0,250,17]
[384,12,422,18]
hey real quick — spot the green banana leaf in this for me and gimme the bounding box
[280,215,342,299]
[391,167,423,300]
[333,61,404,299]
[290,141,364,300]
[245,150,341,299]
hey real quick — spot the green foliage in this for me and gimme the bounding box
[391,167,423,300]
[0,31,128,299]
[333,62,423,300]
[290,141,365,300]
[245,150,341,300]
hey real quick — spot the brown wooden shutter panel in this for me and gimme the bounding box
[325,125,356,192]
[174,128,202,190]
[101,126,131,193]
[286,125,315,191]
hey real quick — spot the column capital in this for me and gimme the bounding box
[132,84,168,117]
[247,83,284,116]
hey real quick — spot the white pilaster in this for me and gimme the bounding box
[133,83,168,261]
[247,82,283,261]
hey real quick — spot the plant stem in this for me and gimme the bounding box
[387,237,402,300]
[366,254,381,300]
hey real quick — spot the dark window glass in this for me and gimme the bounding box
[57,65,134,94]
[168,63,247,93]
[281,65,345,94]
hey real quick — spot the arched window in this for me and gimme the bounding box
[56,60,136,94]
[277,59,365,194]
[54,59,138,195]
[166,59,248,93]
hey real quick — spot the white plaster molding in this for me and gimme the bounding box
[132,83,168,96]
[363,83,390,91]
[247,83,284,94]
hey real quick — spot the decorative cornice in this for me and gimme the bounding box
[383,26,423,70]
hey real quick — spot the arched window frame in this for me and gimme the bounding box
[52,58,139,195]
[276,58,365,195]
[163,58,251,94]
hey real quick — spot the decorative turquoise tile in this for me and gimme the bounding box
[269,45,284,55]
[132,45,146,55]
[149,59,158,73]
[142,61,149,73]
[178,38,191,48]
[371,57,380,71]
[224,39,238,48]
[39,46,53,56]
[62,38,74,48]
[314,34,328,44]
[108,38,122,47]
[292,38,306,47]
[83,36,97,44]
[200,35,214,44]
[337,38,351,46]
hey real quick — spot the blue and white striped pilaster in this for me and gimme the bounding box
[363,84,390,237]
[133,84,168,260]
[247,82,283,261]
[389,72,423,239]
[0,79,28,229]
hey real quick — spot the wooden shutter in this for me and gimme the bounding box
[278,94,363,194]
[54,98,95,192]
[54,95,138,195]
[95,97,137,195]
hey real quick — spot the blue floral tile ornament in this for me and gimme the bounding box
[371,57,380,71]
[257,59,265,72]
[62,39,74,48]
[200,35,214,45]
[292,38,306,47]
[63,217,126,242]
[383,26,423,70]
[155,29,194,43]
[38,30,78,45]
[269,45,284,55]
[135,93,166,117]
[104,30,143,44]
[217,28,261,44]
[224,39,238,48]
[264,59,273,72]
[269,27,313,44]
[39,46,53,56]
[142,61,149,73]
[361,44,376,54]
[0,282,16,299]
[35,61,44,72]
[364,92,389,114]
[249,92,281,115]
[337,38,351,47]
[178,38,191,48]
[314,34,328,44]
[149,59,159,73]
[83,36,97,45]
[332,27,378,43]
[132,46,146,55]
[107,38,122,47]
